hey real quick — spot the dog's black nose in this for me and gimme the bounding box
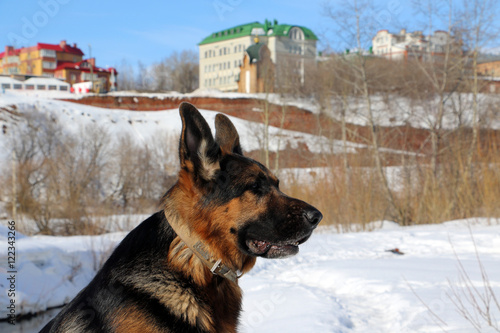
[304,209,323,226]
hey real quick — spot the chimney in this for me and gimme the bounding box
[73,43,77,48]
[60,40,67,49]
[88,58,96,66]
[5,46,14,54]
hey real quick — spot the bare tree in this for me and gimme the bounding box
[324,0,407,224]
[411,0,467,176]
[163,50,199,93]
[457,0,500,167]
[117,58,136,91]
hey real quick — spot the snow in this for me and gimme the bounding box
[0,91,383,164]
[1,91,500,332]
[1,218,499,332]
[0,77,22,85]
[22,78,70,87]
[327,93,500,130]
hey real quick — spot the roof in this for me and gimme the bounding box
[37,42,84,56]
[0,76,22,84]
[0,49,21,59]
[0,41,83,58]
[55,60,117,74]
[199,20,318,45]
[246,43,266,62]
[23,77,70,86]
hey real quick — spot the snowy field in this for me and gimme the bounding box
[1,217,499,332]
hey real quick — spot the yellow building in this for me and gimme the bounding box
[478,60,500,77]
[0,40,83,77]
[0,46,21,75]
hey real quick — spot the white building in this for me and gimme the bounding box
[0,76,23,90]
[198,20,318,92]
[22,77,70,92]
[372,29,454,61]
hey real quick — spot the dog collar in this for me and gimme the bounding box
[192,241,242,283]
[167,216,242,283]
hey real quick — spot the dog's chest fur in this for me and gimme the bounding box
[43,211,243,333]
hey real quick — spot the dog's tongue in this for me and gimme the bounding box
[247,240,271,254]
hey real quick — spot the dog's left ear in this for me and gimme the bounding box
[179,102,220,180]
[215,113,243,155]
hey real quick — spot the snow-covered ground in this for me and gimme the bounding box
[1,91,500,332]
[327,93,500,130]
[1,218,499,332]
[0,90,367,163]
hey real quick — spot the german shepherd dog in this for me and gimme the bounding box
[41,102,322,332]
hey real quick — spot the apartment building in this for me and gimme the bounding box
[0,40,116,92]
[198,20,318,92]
[372,29,455,61]
[0,40,83,76]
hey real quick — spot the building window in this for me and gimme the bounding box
[25,84,34,90]
[43,61,56,69]
[289,27,304,40]
[48,85,57,90]
[59,86,68,91]
[37,85,46,90]
[40,49,56,58]
[82,72,97,81]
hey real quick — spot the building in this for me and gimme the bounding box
[198,20,318,92]
[0,47,21,75]
[372,29,457,61]
[0,40,116,92]
[0,41,83,76]
[477,60,500,77]
[0,76,23,90]
[22,77,70,92]
[238,41,274,93]
[55,59,117,93]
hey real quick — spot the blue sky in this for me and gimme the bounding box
[0,0,456,68]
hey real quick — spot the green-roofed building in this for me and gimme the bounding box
[199,19,318,92]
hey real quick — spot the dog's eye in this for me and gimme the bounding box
[244,181,260,194]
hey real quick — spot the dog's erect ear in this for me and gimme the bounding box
[215,113,243,155]
[179,102,220,180]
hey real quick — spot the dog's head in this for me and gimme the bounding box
[171,102,322,261]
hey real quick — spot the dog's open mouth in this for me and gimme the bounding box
[246,236,308,258]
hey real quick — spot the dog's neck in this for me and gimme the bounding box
[165,208,242,283]
[162,182,245,284]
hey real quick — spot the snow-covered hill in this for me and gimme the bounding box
[0,91,363,163]
[1,218,499,332]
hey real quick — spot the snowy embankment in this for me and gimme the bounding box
[1,218,499,332]
[0,90,365,163]
[327,93,500,130]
